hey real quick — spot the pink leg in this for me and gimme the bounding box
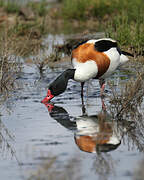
[101,97,106,111]
[100,83,105,97]
[99,79,106,110]
[99,79,105,96]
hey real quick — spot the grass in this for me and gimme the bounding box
[105,5,144,55]
[27,0,48,17]
[0,27,43,57]
[0,16,48,57]
[0,1,51,56]
[61,0,144,21]
[61,0,126,20]
[10,17,47,37]
[61,0,144,55]
[0,0,20,13]
[0,31,21,102]
[0,0,48,15]
[61,0,90,20]
[0,0,143,55]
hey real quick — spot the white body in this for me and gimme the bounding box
[72,58,98,82]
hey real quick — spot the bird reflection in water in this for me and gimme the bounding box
[74,112,121,153]
[43,102,126,153]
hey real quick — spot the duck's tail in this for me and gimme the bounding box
[121,51,134,57]
[119,51,134,66]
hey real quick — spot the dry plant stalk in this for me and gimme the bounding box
[109,71,144,120]
[108,70,144,152]
[33,48,62,74]
[0,27,21,102]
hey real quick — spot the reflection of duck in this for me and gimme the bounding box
[45,103,123,153]
[75,112,121,153]
[49,105,76,131]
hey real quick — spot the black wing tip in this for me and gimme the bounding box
[94,39,117,52]
[121,51,134,57]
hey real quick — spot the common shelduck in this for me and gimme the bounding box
[41,38,133,103]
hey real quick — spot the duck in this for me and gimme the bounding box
[41,38,133,104]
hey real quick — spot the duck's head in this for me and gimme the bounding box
[41,69,75,104]
[41,80,63,103]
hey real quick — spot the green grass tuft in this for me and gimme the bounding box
[61,0,144,54]
[62,0,90,20]
[4,0,20,13]
[28,0,48,17]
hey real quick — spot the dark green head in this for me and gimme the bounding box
[41,69,75,103]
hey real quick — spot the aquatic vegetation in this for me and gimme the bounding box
[0,55,19,94]
[0,30,21,102]
[99,64,144,152]
[34,49,63,74]
[108,66,144,121]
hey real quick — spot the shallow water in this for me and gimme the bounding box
[0,35,144,180]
